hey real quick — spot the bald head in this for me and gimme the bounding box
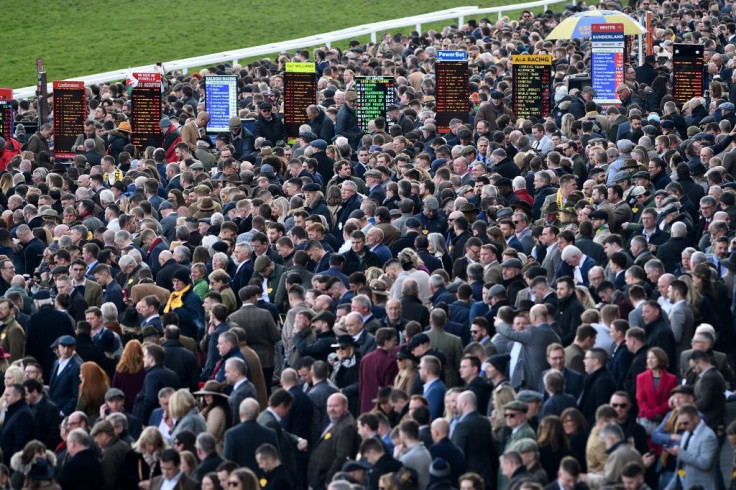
[457,390,477,415]
[431,418,450,442]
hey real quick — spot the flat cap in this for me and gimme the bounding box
[501,258,523,269]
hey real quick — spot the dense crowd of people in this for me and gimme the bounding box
[1,1,736,490]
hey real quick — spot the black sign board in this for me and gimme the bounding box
[284,63,316,143]
[355,77,394,132]
[512,55,553,120]
[52,81,86,159]
[435,51,469,133]
[673,44,704,104]
[131,73,162,150]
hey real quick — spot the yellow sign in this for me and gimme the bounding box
[511,55,553,65]
[286,62,316,73]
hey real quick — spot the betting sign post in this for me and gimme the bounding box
[511,55,553,119]
[52,81,86,160]
[673,44,704,105]
[591,23,625,105]
[131,72,162,150]
[284,62,316,144]
[435,50,469,133]
[354,76,395,132]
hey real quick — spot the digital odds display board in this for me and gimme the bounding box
[435,50,469,133]
[673,44,704,105]
[591,24,625,104]
[52,81,86,159]
[511,55,552,120]
[204,75,237,134]
[0,89,12,141]
[284,62,316,143]
[354,76,395,132]
[131,72,162,150]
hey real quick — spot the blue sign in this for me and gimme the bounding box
[437,50,468,62]
[205,76,237,134]
[591,24,624,104]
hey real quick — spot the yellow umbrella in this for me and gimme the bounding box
[546,9,646,39]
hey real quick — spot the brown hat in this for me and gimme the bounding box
[193,381,230,398]
[198,197,216,212]
[254,255,272,273]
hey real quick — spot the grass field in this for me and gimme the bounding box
[1,0,549,90]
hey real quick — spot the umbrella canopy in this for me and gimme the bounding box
[546,10,646,39]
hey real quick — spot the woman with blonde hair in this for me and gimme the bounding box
[227,467,261,490]
[393,345,417,394]
[112,339,146,413]
[271,197,290,224]
[76,361,109,419]
[0,173,13,196]
[168,389,206,443]
[575,286,597,310]
[490,384,516,444]
[133,427,168,486]
[560,113,577,139]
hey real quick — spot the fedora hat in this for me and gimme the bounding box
[541,202,559,214]
[193,381,230,398]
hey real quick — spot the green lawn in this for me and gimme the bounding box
[0,0,549,89]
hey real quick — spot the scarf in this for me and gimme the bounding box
[164,285,191,313]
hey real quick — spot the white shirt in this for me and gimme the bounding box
[509,341,522,381]
[56,357,71,377]
[159,471,184,490]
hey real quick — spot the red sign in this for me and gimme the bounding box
[52,81,86,159]
[0,89,12,140]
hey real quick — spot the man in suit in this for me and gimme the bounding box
[136,295,163,334]
[664,404,719,490]
[307,361,338,443]
[690,350,726,431]
[26,290,77,383]
[308,393,360,490]
[429,418,465,483]
[23,378,62,449]
[257,389,305,483]
[70,259,104,307]
[228,285,281,391]
[192,433,223,482]
[225,358,258,426]
[224,397,279,471]
[161,326,199,391]
[280,369,313,489]
[426,309,463,388]
[459,356,492,415]
[149,448,199,490]
[497,305,561,391]
[361,437,403,490]
[641,300,677,373]
[56,429,104,490]
[538,343,583,399]
[680,330,736,388]
[577,347,616,426]
[48,335,82,416]
[543,456,588,490]
[0,383,34,466]
[451,391,496,489]
[540,370,578,418]
[132,344,180,423]
[560,245,598,287]
[667,279,695,361]
[419,355,447,420]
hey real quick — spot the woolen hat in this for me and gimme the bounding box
[429,458,451,478]
[159,117,173,129]
[173,268,191,285]
[488,354,510,373]
[407,333,430,350]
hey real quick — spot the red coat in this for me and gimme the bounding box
[514,189,534,206]
[0,138,21,171]
[358,347,398,414]
[636,368,677,420]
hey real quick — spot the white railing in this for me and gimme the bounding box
[13,0,568,100]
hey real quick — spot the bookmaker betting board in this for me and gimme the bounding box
[672,44,704,104]
[52,81,86,159]
[131,72,162,149]
[435,50,469,133]
[284,63,316,143]
[355,77,395,132]
[511,55,553,119]
[205,75,237,135]
[0,89,12,140]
